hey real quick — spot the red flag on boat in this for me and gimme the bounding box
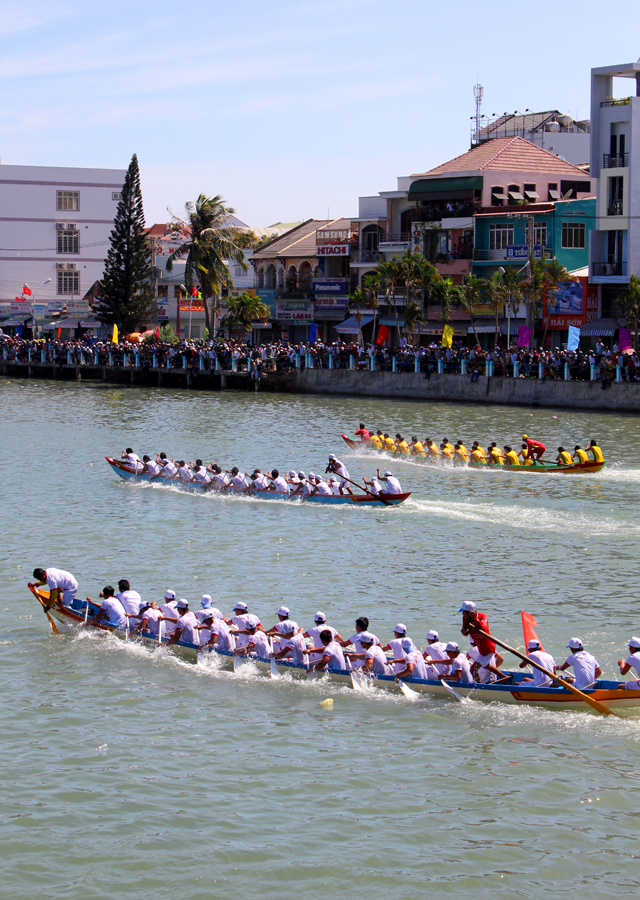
[521,610,544,651]
[23,284,32,296]
[376,325,390,346]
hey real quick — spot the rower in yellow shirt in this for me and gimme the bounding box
[556,446,573,466]
[425,439,440,459]
[383,433,396,453]
[441,438,455,461]
[518,443,534,466]
[470,445,486,465]
[488,442,504,466]
[588,440,604,463]
[573,445,588,464]
[454,441,469,464]
[369,432,383,451]
[410,436,425,457]
[471,441,486,462]
[504,445,520,466]
[395,434,410,456]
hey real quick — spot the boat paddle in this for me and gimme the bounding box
[439,678,466,702]
[339,474,393,507]
[473,626,622,719]
[28,584,60,634]
[396,678,420,701]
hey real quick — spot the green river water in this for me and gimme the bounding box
[2,378,640,899]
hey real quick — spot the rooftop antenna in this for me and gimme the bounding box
[473,83,484,141]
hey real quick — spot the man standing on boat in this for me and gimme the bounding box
[355,423,370,443]
[32,567,79,610]
[326,454,352,494]
[459,601,497,674]
[521,434,546,465]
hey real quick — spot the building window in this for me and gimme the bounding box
[508,184,524,202]
[57,271,79,294]
[174,286,182,298]
[112,192,122,201]
[157,285,168,298]
[534,223,547,247]
[489,224,514,250]
[57,229,79,254]
[561,222,585,249]
[524,183,539,201]
[491,187,506,207]
[608,176,624,216]
[57,190,79,211]
[548,183,560,201]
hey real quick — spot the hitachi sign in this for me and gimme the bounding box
[316,243,350,256]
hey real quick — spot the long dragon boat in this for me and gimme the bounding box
[29,585,640,713]
[106,457,410,506]
[341,435,606,475]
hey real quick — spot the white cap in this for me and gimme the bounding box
[566,637,583,650]
[328,476,337,482]
[176,598,188,609]
[358,631,374,645]
[426,630,439,641]
[308,472,316,479]
[282,620,297,633]
[233,601,248,612]
[394,623,407,635]
[244,615,260,630]
[288,471,296,478]
[445,641,460,652]
[201,610,215,620]
[277,605,290,616]
[314,611,326,623]
[629,636,640,649]
[457,601,477,613]
[527,639,541,651]
[401,637,415,652]
[328,454,337,460]
[201,594,212,608]
[298,471,305,478]
[383,471,393,477]
[164,589,176,600]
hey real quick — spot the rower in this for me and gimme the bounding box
[309,474,332,496]
[573,445,588,464]
[32,566,79,610]
[394,638,428,680]
[131,601,163,636]
[200,613,235,652]
[362,474,383,495]
[467,636,504,683]
[518,639,557,686]
[265,605,298,637]
[440,438,454,460]
[355,423,370,443]
[459,601,497,674]
[268,468,290,494]
[588,439,604,463]
[227,466,248,489]
[250,469,270,491]
[556,446,573,466]
[410,436,425,456]
[303,611,344,663]
[396,434,410,455]
[190,459,210,483]
[228,601,251,630]
[454,440,469,464]
[346,632,392,675]
[91,585,127,629]
[518,443,534,466]
[616,637,640,690]
[369,432,383,450]
[338,617,380,668]
[285,470,301,492]
[177,460,193,482]
[195,595,222,623]
[504,445,520,466]
[235,616,271,657]
[272,620,307,664]
[207,464,228,487]
[377,469,402,495]
[303,472,317,497]
[142,455,161,476]
[309,629,347,672]
[441,642,474,683]
[122,447,143,472]
[425,439,440,459]
[521,434,546,465]
[383,434,396,452]
[381,623,411,670]
[159,589,179,636]
[166,599,199,645]
[557,637,602,689]
[158,453,178,478]
[116,579,143,618]
[423,630,450,679]
[326,454,352,494]
[488,442,504,466]
[470,442,486,465]
[327,476,342,496]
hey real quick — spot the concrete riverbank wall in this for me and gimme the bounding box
[3,359,640,413]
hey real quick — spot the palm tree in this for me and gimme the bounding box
[458,274,485,347]
[539,258,570,349]
[403,300,424,342]
[522,258,569,350]
[376,256,404,344]
[221,292,271,338]
[485,270,507,348]
[613,274,640,352]
[362,272,383,346]
[350,287,367,346]
[432,278,463,330]
[166,194,247,336]
[499,265,524,346]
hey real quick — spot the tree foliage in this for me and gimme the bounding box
[615,274,640,352]
[221,292,271,336]
[98,154,152,331]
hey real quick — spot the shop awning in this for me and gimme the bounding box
[580,318,618,337]
[378,316,405,327]
[468,323,500,334]
[335,315,373,334]
[408,175,483,201]
[1,316,32,325]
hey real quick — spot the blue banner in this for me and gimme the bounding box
[567,325,580,351]
[506,245,542,260]
[312,279,346,294]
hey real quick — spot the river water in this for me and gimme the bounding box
[2,378,640,899]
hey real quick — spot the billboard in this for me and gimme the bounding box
[275,302,314,322]
[543,278,597,329]
[316,244,350,256]
[312,278,346,295]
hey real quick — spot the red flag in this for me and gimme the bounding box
[56,326,61,339]
[375,325,390,346]
[15,296,24,302]
[191,286,198,298]
[521,610,544,652]
[23,284,32,296]
[156,325,160,339]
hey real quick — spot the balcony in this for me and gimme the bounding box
[592,261,627,277]
[352,249,384,264]
[473,249,508,261]
[607,200,624,216]
[603,153,629,168]
[601,97,630,107]
[379,232,411,246]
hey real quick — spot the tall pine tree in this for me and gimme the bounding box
[98,153,152,332]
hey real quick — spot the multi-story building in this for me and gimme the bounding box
[0,163,125,332]
[589,60,640,321]
[472,110,590,165]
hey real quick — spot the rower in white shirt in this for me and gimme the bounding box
[272,620,307,664]
[381,623,411,671]
[115,579,143,617]
[362,475,383,495]
[617,636,640,690]
[227,601,263,633]
[122,448,143,472]
[131,601,163,637]
[286,471,302,494]
[310,629,347,672]
[519,639,557,687]
[190,459,210,483]
[377,468,402,495]
[195,595,223,623]
[265,605,299,638]
[207,464,228,487]
[303,611,344,663]
[159,589,179,635]
[327,476,342,496]
[394,638,428,680]
[166,599,200,645]
[158,454,178,478]
[303,473,317,497]
[142,455,161,476]
[346,632,391,676]
[268,469,290,494]
[227,467,248,490]
[235,616,271,657]
[91,585,127,629]
[441,642,474,683]
[177,461,193,482]
[309,475,332,496]
[423,630,451,679]
[338,617,380,669]
[249,469,270,491]
[32,566,79,609]
[558,637,602,690]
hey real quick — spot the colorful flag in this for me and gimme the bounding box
[441,324,453,348]
[309,323,318,343]
[618,327,632,351]
[156,325,160,340]
[517,325,531,348]
[22,284,32,296]
[375,325,390,346]
[56,326,61,339]
[567,325,580,352]
[191,287,198,298]
[112,323,118,343]
[521,610,544,652]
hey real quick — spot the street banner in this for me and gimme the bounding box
[517,326,531,348]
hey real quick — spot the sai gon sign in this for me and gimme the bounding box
[316,243,350,257]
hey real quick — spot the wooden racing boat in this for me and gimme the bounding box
[341,435,606,474]
[30,585,640,713]
[105,457,410,506]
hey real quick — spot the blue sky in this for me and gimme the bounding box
[2,0,640,227]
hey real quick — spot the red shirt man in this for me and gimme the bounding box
[522,434,545,462]
[458,601,496,657]
[355,423,370,443]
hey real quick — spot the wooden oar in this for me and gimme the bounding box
[28,584,60,634]
[473,626,622,718]
[397,679,420,700]
[340,474,393,507]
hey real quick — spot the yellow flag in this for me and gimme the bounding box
[441,324,453,348]
[112,323,118,343]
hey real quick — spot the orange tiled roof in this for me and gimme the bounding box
[413,137,590,178]
[251,218,351,260]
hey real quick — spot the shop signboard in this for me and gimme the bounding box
[257,289,276,314]
[47,300,64,314]
[506,244,543,260]
[275,302,314,322]
[316,243,350,256]
[312,278,346,295]
[543,278,595,329]
[33,303,46,319]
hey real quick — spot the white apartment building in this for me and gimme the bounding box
[0,163,125,322]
